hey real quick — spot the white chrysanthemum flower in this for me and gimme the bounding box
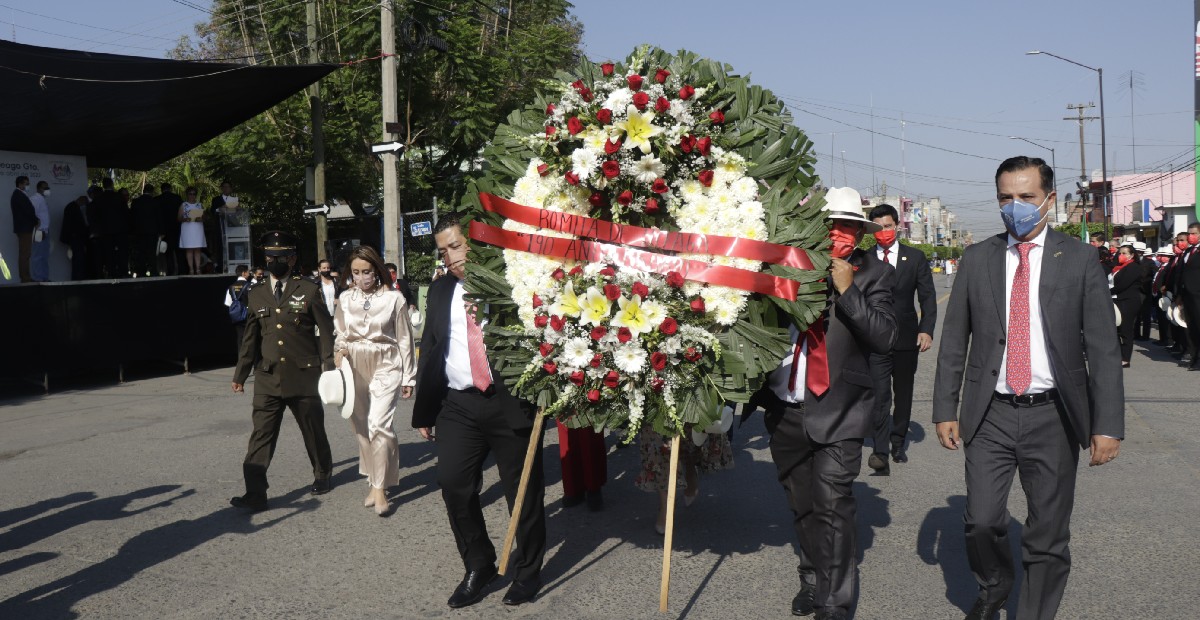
[602,87,633,114]
[668,100,693,124]
[561,337,593,368]
[571,147,600,180]
[612,343,648,374]
[738,219,769,241]
[730,177,759,202]
[659,335,682,356]
[738,199,765,221]
[709,188,737,213]
[678,180,704,203]
[581,128,609,152]
[633,156,666,184]
[683,281,704,298]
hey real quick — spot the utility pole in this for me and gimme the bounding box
[307,0,328,259]
[381,0,401,267]
[1065,102,1098,221]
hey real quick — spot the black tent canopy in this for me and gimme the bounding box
[0,40,337,170]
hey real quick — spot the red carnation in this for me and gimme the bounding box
[651,377,665,391]
[651,178,669,194]
[627,74,644,90]
[596,108,612,124]
[537,163,550,177]
[601,62,615,76]
[617,327,632,343]
[655,97,670,113]
[590,326,607,341]
[698,169,714,187]
[567,116,584,135]
[587,388,601,402]
[650,351,668,371]
[679,84,695,100]
[709,110,725,124]
[539,342,554,357]
[532,294,543,308]
[543,362,558,375]
[569,370,586,386]
[546,103,555,115]
[550,315,565,331]
[617,190,634,206]
[545,125,557,137]
[551,268,565,281]
[590,353,603,367]
[644,197,660,214]
[589,192,606,208]
[605,138,622,154]
[696,136,712,156]
[684,346,702,362]
[631,282,649,298]
[632,91,650,110]
[569,265,584,276]
[659,316,678,335]
[565,171,580,185]
[665,271,684,288]
[603,370,620,388]
[690,297,706,313]
[604,283,621,300]
[600,266,616,277]
[655,68,670,84]
[602,160,621,178]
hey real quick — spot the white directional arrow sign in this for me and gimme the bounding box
[371,141,406,154]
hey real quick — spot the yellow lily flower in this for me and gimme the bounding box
[551,281,582,318]
[611,295,651,336]
[580,287,612,326]
[614,105,664,154]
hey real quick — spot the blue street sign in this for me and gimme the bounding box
[410,221,432,236]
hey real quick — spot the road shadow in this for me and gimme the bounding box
[0,486,185,552]
[917,495,1022,615]
[0,484,318,619]
[854,482,891,564]
[0,552,58,579]
[0,492,96,530]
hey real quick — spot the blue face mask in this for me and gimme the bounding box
[1000,196,1049,239]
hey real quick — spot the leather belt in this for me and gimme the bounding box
[458,385,496,397]
[993,389,1058,407]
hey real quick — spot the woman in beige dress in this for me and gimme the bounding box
[333,245,417,515]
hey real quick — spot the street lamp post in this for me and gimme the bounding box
[1027,50,1108,241]
[1008,136,1058,222]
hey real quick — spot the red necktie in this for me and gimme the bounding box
[1007,242,1035,395]
[464,302,492,391]
[787,323,829,397]
[882,247,890,265]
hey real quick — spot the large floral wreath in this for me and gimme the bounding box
[463,47,830,437]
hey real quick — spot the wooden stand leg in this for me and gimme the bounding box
[659,434,681,613]
[498,411,545,577]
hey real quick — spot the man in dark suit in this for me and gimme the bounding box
[60,195,90,280]
[413,215,546,609]
[129,185,160,277]
[9,175,37,283]
[157,183,183,275]
[1175,222,1200,369]
[230,231,335,512]
[865,203,936,474]
[757,187,896,620]
[1163,231,1191,356]
[933,156,1123,620]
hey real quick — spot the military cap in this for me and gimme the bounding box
[259,230,298,256]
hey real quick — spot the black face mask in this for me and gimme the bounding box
[268,260,291,278]
[319,270,332,279]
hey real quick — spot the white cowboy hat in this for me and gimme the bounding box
[690,405,735,446]
[318,359,355,419]
[822,187,883,233]
[1113,303,1122,327]
[1131,241,1148,253]
[1170,303,1188,329]
[1159,292,1173,313]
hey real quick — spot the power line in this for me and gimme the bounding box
[0,3,184,42]
[2,19,171,53]
[791,104,997,161]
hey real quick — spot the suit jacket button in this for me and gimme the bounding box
[999,338,1005,345]
[991,370,998,376]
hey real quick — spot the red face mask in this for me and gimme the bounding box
[1159,256,1171,264]
[1117,253,1132,265]
[1189,233,1199,245]
[873,229,897,247]
[1176,240,1189,253]
[829,222,860,259]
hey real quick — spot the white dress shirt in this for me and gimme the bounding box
[30,192,50,232]
[445,281,492,390]
[875,242,898,268]
[769,324,808,403]
[320,280,337,315]
[996,226,1054,394]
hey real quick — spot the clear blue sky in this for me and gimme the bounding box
[6,0,1192,235]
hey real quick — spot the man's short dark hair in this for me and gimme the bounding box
[384,262,398,272]
[161,183,172,192]
[36,181,49,191]
[236,264,249,276]
[995,156,1054,195]
[868,204,899,224]
[1090,232,1105,242]
[317,258,330,268]
[1189,222,1200,232]
[102,177,114,189]
[15,175,28,187]
[434,213,462,236]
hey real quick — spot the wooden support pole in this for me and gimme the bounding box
[659,434,681,613]
[497,411,545,576]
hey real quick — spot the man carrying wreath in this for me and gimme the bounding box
[756,188,897,620]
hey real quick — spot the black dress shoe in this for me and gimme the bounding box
[1181,354,1194,365]
[562,494,584,508]
[791,581,814,616]
[585,489,604,512]
[964,597,1006,620]
[501,577,542,605]
[891,446,908,463]
[311,478,332,495]
[867,452,890,475]
[229,494,268,512]
[447,565,498,608]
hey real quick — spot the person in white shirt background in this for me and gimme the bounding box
[29,180,52,282]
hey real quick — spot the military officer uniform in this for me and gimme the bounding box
[231,231,335,512]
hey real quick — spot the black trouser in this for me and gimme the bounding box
[964,395,1078,620]
[869,349,919,454]
[436,389,546,581]
[15,231,32,283]
[67,242,87,280]
[1116,296,1141,363]
[1154,298,1172,343]
[768,403,861,615]
[105,234,129,278]
[242,391,332,499]
[130,234,158,277]
[1136,293,1155,339]
[1183,292,1200,362]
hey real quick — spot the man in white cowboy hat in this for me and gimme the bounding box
[759,186,896,620]
[1131,241,1157,342]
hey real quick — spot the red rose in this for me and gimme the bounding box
[569,370,585,386]
[545,125,556,137]
[655,68,670,84]
[650,351,668,371]
[617,190,633,206]
[551,268,565,281]
[590,353,603,367]
[590,326,607,341]
[627,74,644,90]
[617,327,632,343]
[564,171,580,185]
[603,370,620,388]
[532,294,543,308]
[569,265,584,276]
[679,84,695,100]
[632,91,650,110]
[596,108,612,124]
[644,197,660,214]
[709,110,725,124]
[550,315,565,331]
[659,316,678,335]
[599,266,616,277]
[567,116,584,135]
[655,96,670,113]
[537,163,550,176]
[571,79,585,91]
[680,135,695,153]
[546,103,555,115]
[543,362,558,374]
[651,178,669,194]
[602,160,621,178]
[534,315,549,328]
[696,136,712,156]
[631,281,649,298]
[539,342,554,357]
[684,346,702,362]
[665,271,684,288]
[589,192,606,208]
[651,377,665,391]
[698,169,714,187]
[601,62,615,76]
[690,297,706,313]
[587,388,601,402]
[605,138,621,154]
[579,88,594,102]
[604,283,621,300]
